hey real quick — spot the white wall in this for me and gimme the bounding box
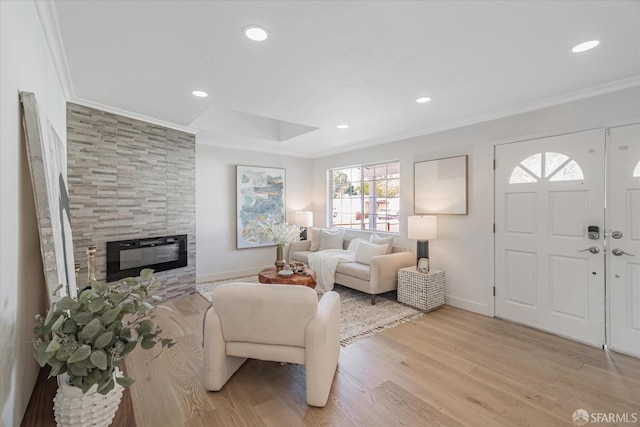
[0,2,67,426]
[312,86,640,316]
[196,145,314,281]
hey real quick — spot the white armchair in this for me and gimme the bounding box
[202,282,340,407]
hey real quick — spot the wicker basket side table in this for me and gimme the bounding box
[398,267,445,312]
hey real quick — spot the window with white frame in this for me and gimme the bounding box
[330,161,400,233]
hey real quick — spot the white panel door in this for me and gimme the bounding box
[495,130,605,346]
[608,124,640,357]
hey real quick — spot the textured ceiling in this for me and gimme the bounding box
[52,1,640,157]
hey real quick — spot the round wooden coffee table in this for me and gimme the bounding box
[258,266,317,289]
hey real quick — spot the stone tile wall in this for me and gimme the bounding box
[67,103,196,300]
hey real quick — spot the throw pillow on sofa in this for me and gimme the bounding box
[309,228,321,251]
[369,234,394,254]
[319,229,345,251]
[354,240,388,265]
[346,238,365,252]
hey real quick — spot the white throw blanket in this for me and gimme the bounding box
[308,249,355,293]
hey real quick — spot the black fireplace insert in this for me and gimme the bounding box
[106,234,187,282]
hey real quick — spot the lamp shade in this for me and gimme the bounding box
[294,211,313,227]
[407,216,437,240]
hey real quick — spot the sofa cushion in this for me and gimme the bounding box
[309,228,321,251]
[290,250,312,264]
[369,234,394,254]
[346,238,365,252]
[319,229,345,251]
[335,262,370,281]
[354,240,388,265]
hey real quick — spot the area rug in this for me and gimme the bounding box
[196,276,423,346]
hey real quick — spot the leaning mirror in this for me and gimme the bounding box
[21,92,77,300]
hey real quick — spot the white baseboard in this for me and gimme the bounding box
[445,295,491,316]
[197,275,493,317]
[197,266,268,283]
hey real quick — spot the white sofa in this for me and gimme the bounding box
[203,282,340,407]
[288,237,415,304]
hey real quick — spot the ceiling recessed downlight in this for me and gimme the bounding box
[245,26,268,42]
[571,40,600,53]
[416,97,432,104]
[337,124,350,129]
[191,90,208,97]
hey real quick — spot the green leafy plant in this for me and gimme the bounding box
[33,269,175,395]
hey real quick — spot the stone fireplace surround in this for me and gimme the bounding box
[66,103,196,300]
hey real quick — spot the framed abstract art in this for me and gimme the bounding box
[236,165,286,249]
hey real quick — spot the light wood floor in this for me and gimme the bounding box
[126,293,640,427]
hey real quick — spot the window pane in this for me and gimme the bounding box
[363,166,375,182]
[387,198,399,219]
[387,162,400,176]
[509,166,538,183]
[549,160,584,181]
[386,178,399,197]
[544,152,569,178]
[374,164,387,180]
[375,198,388,217]
[351,167,361,183]
[332,170,349,198]
[521,153,542,178]
[362,182,370,196]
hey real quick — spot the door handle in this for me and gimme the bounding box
[611,248,635,257]
[578,246,600,254]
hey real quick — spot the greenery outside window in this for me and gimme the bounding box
[330,161,400,233]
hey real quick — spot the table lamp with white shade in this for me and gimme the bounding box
[407,215,438,266]
[293,211,313,240]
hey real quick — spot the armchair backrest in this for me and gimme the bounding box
[212,282,318,347]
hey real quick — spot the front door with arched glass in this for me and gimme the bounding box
[495,129,606,347]
[495,126,640,356]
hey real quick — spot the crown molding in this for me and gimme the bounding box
[70,97,199,135]
[460,75,640,128]
[35,0,74,101]
[33,2,196,135]
[311,75,640,158]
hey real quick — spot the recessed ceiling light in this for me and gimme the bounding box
[337,124,350,129]
[192,90,208,98]
[571,40,600,53]
[245,26,268,42]
[416,97,431,104]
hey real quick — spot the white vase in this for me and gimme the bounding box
[53,368,124,427]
